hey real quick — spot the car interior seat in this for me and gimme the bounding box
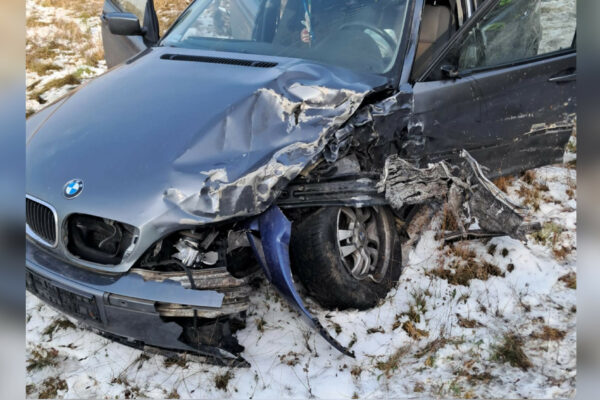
[412,2,453,79]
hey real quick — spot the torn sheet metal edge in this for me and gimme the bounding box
[459,149,525,211]
[378,149,530,239]
[247,206,355,358]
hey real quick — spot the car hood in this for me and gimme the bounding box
[26,47,385,235]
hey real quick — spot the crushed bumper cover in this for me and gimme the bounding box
[25,240,248,366]
[247,206,354,357]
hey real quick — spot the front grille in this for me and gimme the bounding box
[26,197,57,246]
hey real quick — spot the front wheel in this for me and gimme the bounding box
[290,206,402,310]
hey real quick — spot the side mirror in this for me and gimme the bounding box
[440,64,461,79]
[105,12,145,36]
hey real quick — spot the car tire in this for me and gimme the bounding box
[290,206,402,310]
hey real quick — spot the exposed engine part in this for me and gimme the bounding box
[172,239,201,267]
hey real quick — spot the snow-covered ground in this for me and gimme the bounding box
[26,0,577,398]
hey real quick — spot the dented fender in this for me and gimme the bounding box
[247,206,354,357]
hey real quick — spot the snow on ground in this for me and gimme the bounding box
[26,0,577,398]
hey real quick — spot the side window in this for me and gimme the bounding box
[447,0,576,73]
[112,0,147,25]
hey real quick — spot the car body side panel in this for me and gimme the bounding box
[465,52,576,176]
[412,53,575,177]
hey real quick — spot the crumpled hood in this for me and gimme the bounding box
[26,47,385,236]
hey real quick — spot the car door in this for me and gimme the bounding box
[411,0,576,177]
[101,0,160,68]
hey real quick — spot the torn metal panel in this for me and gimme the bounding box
[130,267,251,318]
[247,206,355,358]
[379,150,529,239]
[163,84,367,222]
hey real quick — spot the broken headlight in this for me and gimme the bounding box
[66,214,137,265]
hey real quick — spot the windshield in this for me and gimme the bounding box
[162,0,410,75]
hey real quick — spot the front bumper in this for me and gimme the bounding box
[26,239,246,364]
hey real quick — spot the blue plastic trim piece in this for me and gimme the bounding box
[247,206,354,357]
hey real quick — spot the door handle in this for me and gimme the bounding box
[548,72,576,83]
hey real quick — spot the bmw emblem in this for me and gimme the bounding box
[64,179,84,199]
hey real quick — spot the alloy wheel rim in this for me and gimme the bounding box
[336,207,382,281]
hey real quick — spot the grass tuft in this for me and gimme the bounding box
[214,370,233,391]
[558,272,576,289]
[530,325,566,341]
[491,333,532,371]
[42,318,76,340]
[375,345,410,378]
[38,376,67,399]
[493,175,514,193]
[27,346,60,372]
[429,259,504,286]
[402,321,429,340]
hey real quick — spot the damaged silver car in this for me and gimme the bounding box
[26,0,576,365]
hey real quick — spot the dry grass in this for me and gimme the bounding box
[26,15,50,28]
[40,0,103,18]
[279,351,301,366]
[83,45,105,67]
[415,337,449,358]
[402,321,429,340]
[451,242,477,260]
[28,60,62,76]
[154,0,193,36]
[456,314,484,329]
[214,370,233,391]
[42,318,76,340]
[530,326,566,341]
[38,376,67,399]
[553,245,573,260]
[530,222,572,260]
[521,170,536,185]
[375,345,411,378]
[31,73,82,101]
[491,333,532,371]
[431,242,505,285]
[515,170,554,211]
[558,272,576,289]
[26,39,70,67]
[493,175,514,193]
[26,346,60,372]
[429,259,504,286]
[441,204,459,232]
[516,183,542,211]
